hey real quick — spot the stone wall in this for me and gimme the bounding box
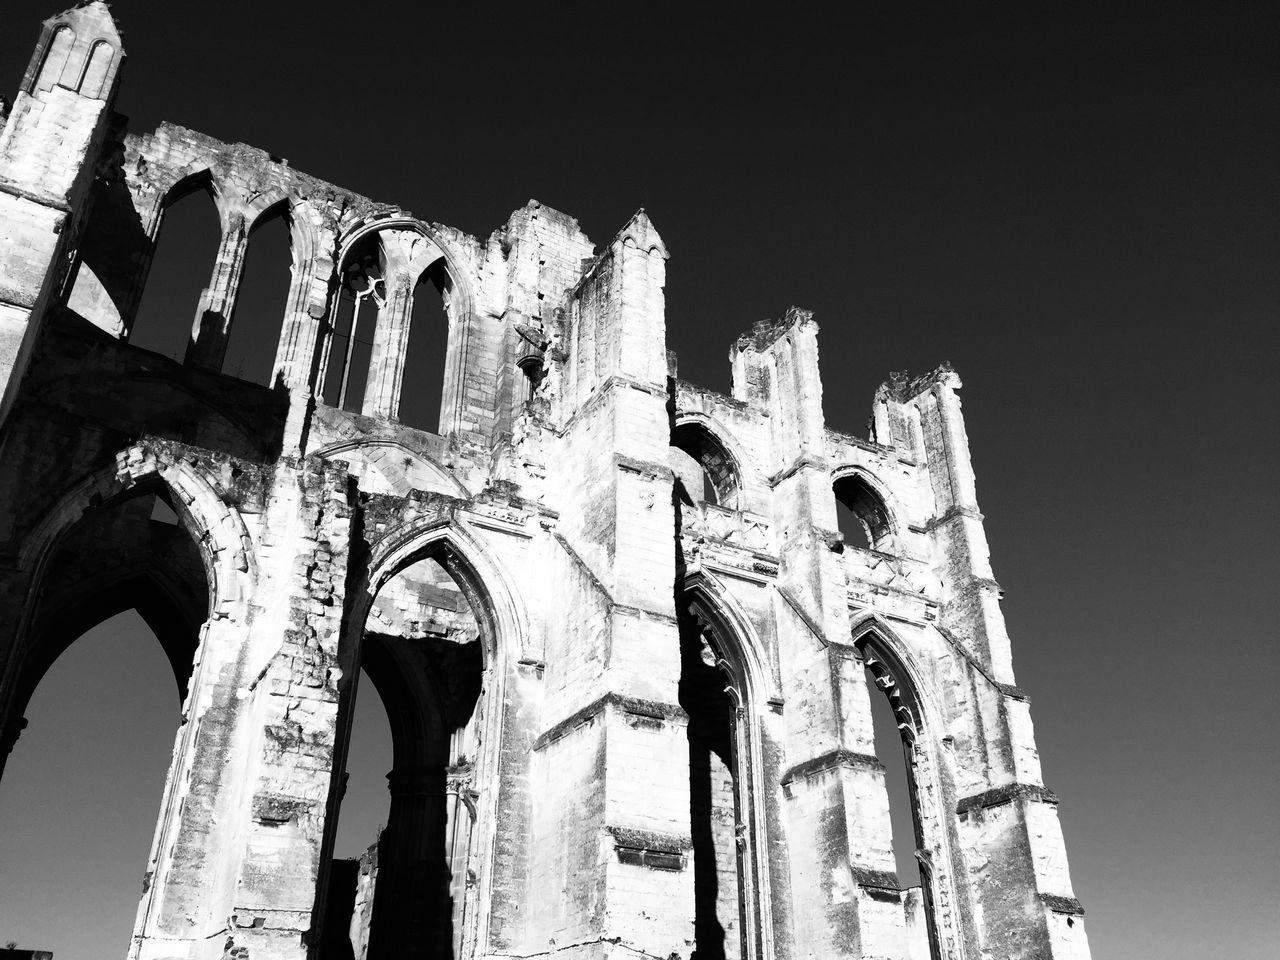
[0,5,1091,960]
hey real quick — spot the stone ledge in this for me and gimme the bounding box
[608,826,690,871]
[921,505,984,531]
[956,782,1058,816]
[780,747,883,789]
[532,692,688,751]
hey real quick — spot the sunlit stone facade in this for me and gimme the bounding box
[0,6,1091,959]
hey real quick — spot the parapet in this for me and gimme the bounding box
[732,305,817,355]
[877,360,962,403]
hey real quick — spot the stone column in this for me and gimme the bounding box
[273,213,336,457]
[361,229,445,423]
[363,765,447,957]
[186,209,249,372]
[901,368,1092,960]
[126,458,356,960]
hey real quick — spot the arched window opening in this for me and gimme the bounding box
[866,664,923,889]
[858,638,942,960]
[321,554,486,960]
[32,25,73,92]
[223,207,291,386]
[131,184,221,363]
[0,611,184,959]
[670,422,741,508]
[833,474,892,552]
[322,235,384,413]
[677,598,761,960]
[517,356,544,403]
[398,261,452,433]
[0,488,208,958]
[76,40,113,98]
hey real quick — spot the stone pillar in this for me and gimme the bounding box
[525,211,697,959]
[273,213,336,456]
[186,209,249,372]
[365,765,446,957]
[358,228,450,424]
[908,368,1014,680]
[361,230,419,421]
[0,2,123,427]
[731,310,907,959]
[128,458,356,960]
[898,367,1092,959]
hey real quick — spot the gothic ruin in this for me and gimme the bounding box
[0,5,1091,959]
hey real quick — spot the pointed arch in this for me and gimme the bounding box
[832,465,898,552]
[317,218,475,432]
[129,171,221,360]
[317,515,527,957]
[223,198,292,385]
[333,219,475,330]
[679,571,776,960]
[682,569,776,709]
[17,443,257,619]
[672,414,746,509]
[315,437,471,499]
[75,38,114,98]
[31,24,75,93]
[848,612,975,960]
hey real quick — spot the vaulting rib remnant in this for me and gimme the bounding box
[0,5,1091,960]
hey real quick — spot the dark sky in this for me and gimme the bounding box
[1,3,1277,958]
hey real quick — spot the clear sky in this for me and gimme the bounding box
[0,2,1277,958]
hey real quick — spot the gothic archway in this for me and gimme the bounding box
[318,220,474,434]
[678,576,774,960]
[850,616,975,960]
[317,520,521,960]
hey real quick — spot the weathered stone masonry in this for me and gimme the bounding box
[0,6,1091,960]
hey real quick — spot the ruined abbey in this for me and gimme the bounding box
[0,5,1091,960]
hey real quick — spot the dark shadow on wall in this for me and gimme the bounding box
[64,131,150,338]
[678,598,742,960]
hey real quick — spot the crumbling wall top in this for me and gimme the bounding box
[878,361,962,403]
[732,305,816,355]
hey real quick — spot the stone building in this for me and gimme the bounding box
[0,5,1091,960]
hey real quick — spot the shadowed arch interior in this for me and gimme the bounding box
[4,487,209,741]
[671,421,742,508]
[834,472,892,550]
[320,544,491,960]
[0,484,213,955]
[677,587,766,960]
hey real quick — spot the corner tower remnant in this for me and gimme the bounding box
[0,5,1092,960]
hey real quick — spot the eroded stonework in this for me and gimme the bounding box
[0,6,1091,960]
